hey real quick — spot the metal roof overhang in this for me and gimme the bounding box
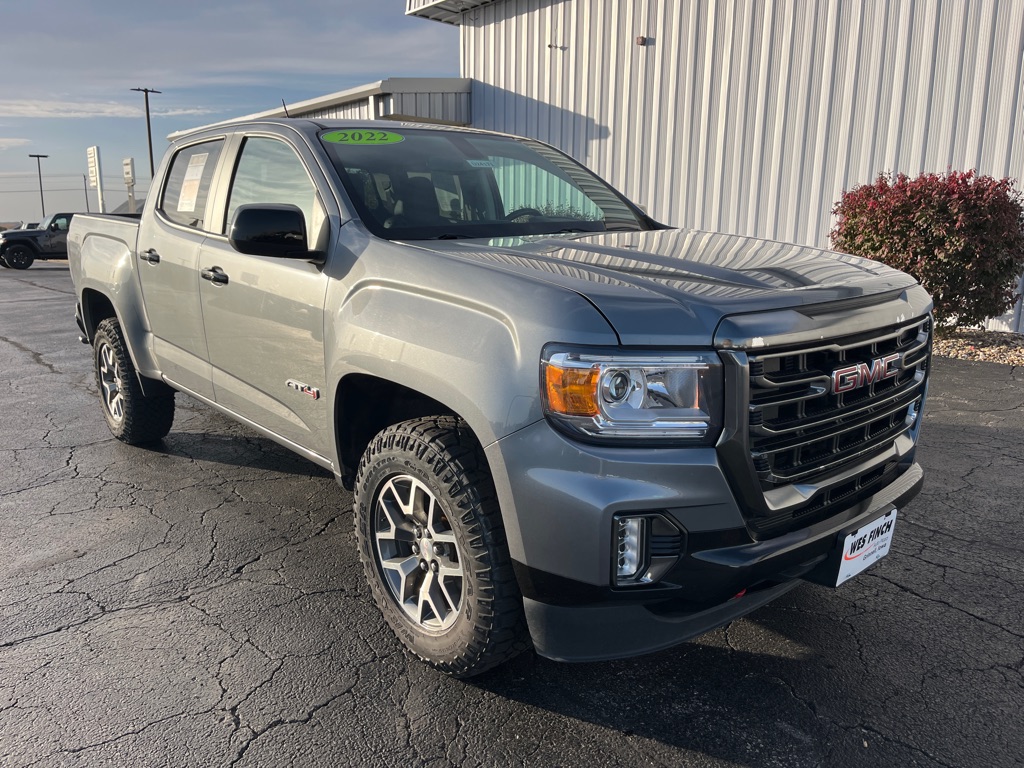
[167,77,472,139]
[405,0,497,25]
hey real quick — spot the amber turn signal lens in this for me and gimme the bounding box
[544,363,600,417]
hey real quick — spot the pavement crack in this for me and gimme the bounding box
[870,572,1024,640]
[227,686,355,767]
[0,333,62,374]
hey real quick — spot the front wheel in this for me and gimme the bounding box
[354,417,529,677]
[93,318,175,444]
[3,244,35,270]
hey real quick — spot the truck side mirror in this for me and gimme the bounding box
[228,204,323,262]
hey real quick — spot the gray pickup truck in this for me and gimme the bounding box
[68,118,931,676]
[1,212,77,269]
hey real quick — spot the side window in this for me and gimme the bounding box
[52,215,70,231]
[160,140,224,230]
[225,137,323,239]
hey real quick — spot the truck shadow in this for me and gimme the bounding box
[463,596,834,762]
[140,429,335,479]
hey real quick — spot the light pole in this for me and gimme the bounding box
[28,153,48,218]
[130,87,161,178]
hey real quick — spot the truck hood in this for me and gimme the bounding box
[1,228,43,237]
[412,228,921,347]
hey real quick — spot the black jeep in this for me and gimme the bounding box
[0,212,76,269]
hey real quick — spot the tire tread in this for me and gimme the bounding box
[94,318,174,445]
[355,416,530,677]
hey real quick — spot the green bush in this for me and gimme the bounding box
[831,170,1024,331]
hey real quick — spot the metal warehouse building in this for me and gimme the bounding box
[244,0,1024,331]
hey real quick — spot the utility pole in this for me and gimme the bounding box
[130,87,161,178]
[82,174,91,212]
[28,154,48,218]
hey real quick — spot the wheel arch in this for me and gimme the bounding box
[80,287,171,398]
[334,373,460,486]
[79,288,118,340]
[0,238,40,255]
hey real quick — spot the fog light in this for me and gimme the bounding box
[613,513,684,586]
[616,516,647,581]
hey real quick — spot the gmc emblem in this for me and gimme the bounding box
[831,353,902,394]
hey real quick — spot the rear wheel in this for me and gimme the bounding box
[4,244,35,270]
[93,318,175,444]
[354,416,529,677]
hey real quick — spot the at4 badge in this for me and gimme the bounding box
[286,379,321,400]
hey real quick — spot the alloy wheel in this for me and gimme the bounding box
[373,473,464,631]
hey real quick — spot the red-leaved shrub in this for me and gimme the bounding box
[831,171,1024,331]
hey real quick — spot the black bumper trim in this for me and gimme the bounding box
[525,579,801,662]
[516,462,924,662]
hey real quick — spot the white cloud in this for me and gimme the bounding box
[0,102,214,120]
[155,107,216,117]
[0,100,141,118]
[0,138,32,150]
[0,100,215,119]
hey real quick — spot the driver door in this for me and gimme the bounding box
[198,134,332,456]
[41,214,72,254]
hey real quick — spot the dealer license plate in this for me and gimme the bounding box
[836,509,897,586]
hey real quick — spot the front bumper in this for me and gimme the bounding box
[486,419,924,662]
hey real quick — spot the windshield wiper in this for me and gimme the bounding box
[429,233,475,240]
[541,227,599,235]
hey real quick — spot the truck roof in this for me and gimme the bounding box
[168,117,510,145]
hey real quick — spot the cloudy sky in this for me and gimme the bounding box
[0,0,458,223]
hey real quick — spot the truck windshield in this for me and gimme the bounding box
[320,128,648,240]
[35,215,53,231]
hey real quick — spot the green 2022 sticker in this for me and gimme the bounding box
[321,130,404,146]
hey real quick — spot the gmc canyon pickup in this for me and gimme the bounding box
[68,119,931,676]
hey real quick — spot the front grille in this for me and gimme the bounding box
[731,314,931,536]
[748,315,930,489]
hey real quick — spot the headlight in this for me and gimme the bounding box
[541,346,723,443]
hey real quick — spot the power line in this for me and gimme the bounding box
[0,172,154,179]
[0,188,123,194]
[0,177,153,190]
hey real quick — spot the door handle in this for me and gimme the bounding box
[201,266,229,285]
[140,249,160,264]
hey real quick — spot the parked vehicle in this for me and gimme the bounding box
[0,213,76,269]
[67,119,932,676]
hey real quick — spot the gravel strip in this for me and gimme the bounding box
[932,329,1024,366]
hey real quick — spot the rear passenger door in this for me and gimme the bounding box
[197,133,332,456]
[136,139,225,400]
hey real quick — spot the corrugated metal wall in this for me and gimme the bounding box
[461,0,1024,252]
[383,91,472,124]
[296,100,375,120]
[292,91,471,124]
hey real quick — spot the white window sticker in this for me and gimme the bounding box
[177,153,209,213]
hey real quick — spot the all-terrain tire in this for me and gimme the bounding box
[4,244,35,270]
[93,318,174,444]
[354,416,530,677]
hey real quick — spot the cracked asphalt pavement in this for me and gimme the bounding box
[2,262,1022,768]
